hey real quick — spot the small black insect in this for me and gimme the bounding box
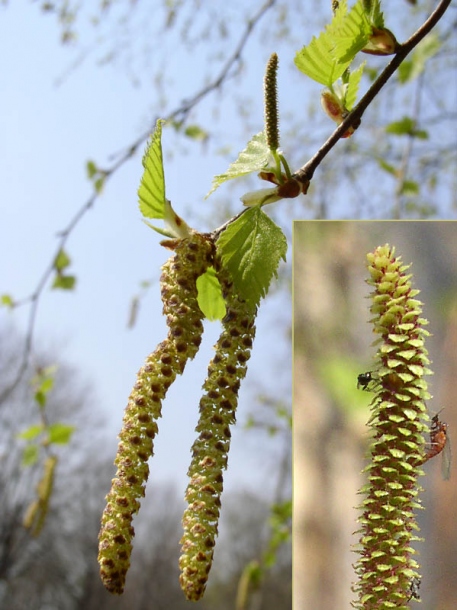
[357,371,373,390]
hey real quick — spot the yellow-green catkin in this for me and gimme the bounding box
[23,455,58,536]
[179,258,257,601]
[98,232,214,595]
[352,245,431,609]
[264,52,279,152]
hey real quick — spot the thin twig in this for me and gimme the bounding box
[293,0,453,186]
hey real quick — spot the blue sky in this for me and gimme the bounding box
[0,2,292,500]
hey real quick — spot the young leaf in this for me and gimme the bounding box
[385,117,428,139]
[398,34,441,84]
[22,444,39,467]
[294,1,369,85]
[17,424,44,441]
[329,1,371,64]
[54,249,71,272]
[196,267,226,321]
[295,31,350,87]
[52,275,76,290]
[48,423,75,445]
[1,294,14,308]
[361,0,384,29]
[138,119,166,219]
[345,61,365,110]
[184,124,209,141]
[206,132,270,198]
[216,207,287,308]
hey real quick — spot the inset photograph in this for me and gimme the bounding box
[293,221,457,610]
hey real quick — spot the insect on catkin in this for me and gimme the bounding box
[179,255,257,601]
[98,232,214,594]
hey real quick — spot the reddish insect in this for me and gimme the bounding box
[424,412,451,480]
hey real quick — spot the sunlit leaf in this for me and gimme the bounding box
[196,267,226,321]
[216,207,287,308]
[401,180,419,196]
[184,124,209,141]
[138,119,166,219]
[345,61,365,110]
[52,274,76,290]
[294,0,369,85]
[1,294,14,308]
[330,1,371,64]
[385,117,428,139]
[54,249,71,272]
[361,0,384,28]
[206,132,270,198]
[17,424,44,441]
[398,34,441,83]
[22,444,39,467]
[48,423,75,445]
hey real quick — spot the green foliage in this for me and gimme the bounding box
[294,0,370,87]
[86,160,106,193]
[138,121,193,238]
[196,267,226,321]
[398,33,441,83]
[17,424,44,441]
[385,117,428,139]
[52,249,76,290]
[48,423,75,444]
[216,207,287,308]
[345,61,365,110]
[361,0,384,28]
[206,132,271,198]
[183,124,208,141]
[1,293,14,308]
[138,119,166,220]
[54,248,71,272]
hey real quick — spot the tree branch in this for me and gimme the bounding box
[293,0,453,186]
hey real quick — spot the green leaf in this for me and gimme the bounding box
[361,0,384,28]
[138,119,166,219]
[1,294,14,308]
[377,159,397,176]
[22,444,39,467]
[295,31,350,87]
[86,160,98,179]
[330,1,371,64]
[398,33,441,83]
[52,274,76,290]
[206,132,270,198]
[216,207,287,308]
[54,249,71,272]
[196,267,226,321]
[294,0,370,85]
[184,124,208,141]
[401,180,419,196]
[94,176,105,194]
[385,117,428,139]
[17,424,44,441]
[345,61,365,110]
[48,423,75,445]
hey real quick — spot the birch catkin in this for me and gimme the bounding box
[179,257,257,601]
[98,233,214,594]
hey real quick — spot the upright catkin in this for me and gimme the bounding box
[98,232,214,594]
[352,244,431,609]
